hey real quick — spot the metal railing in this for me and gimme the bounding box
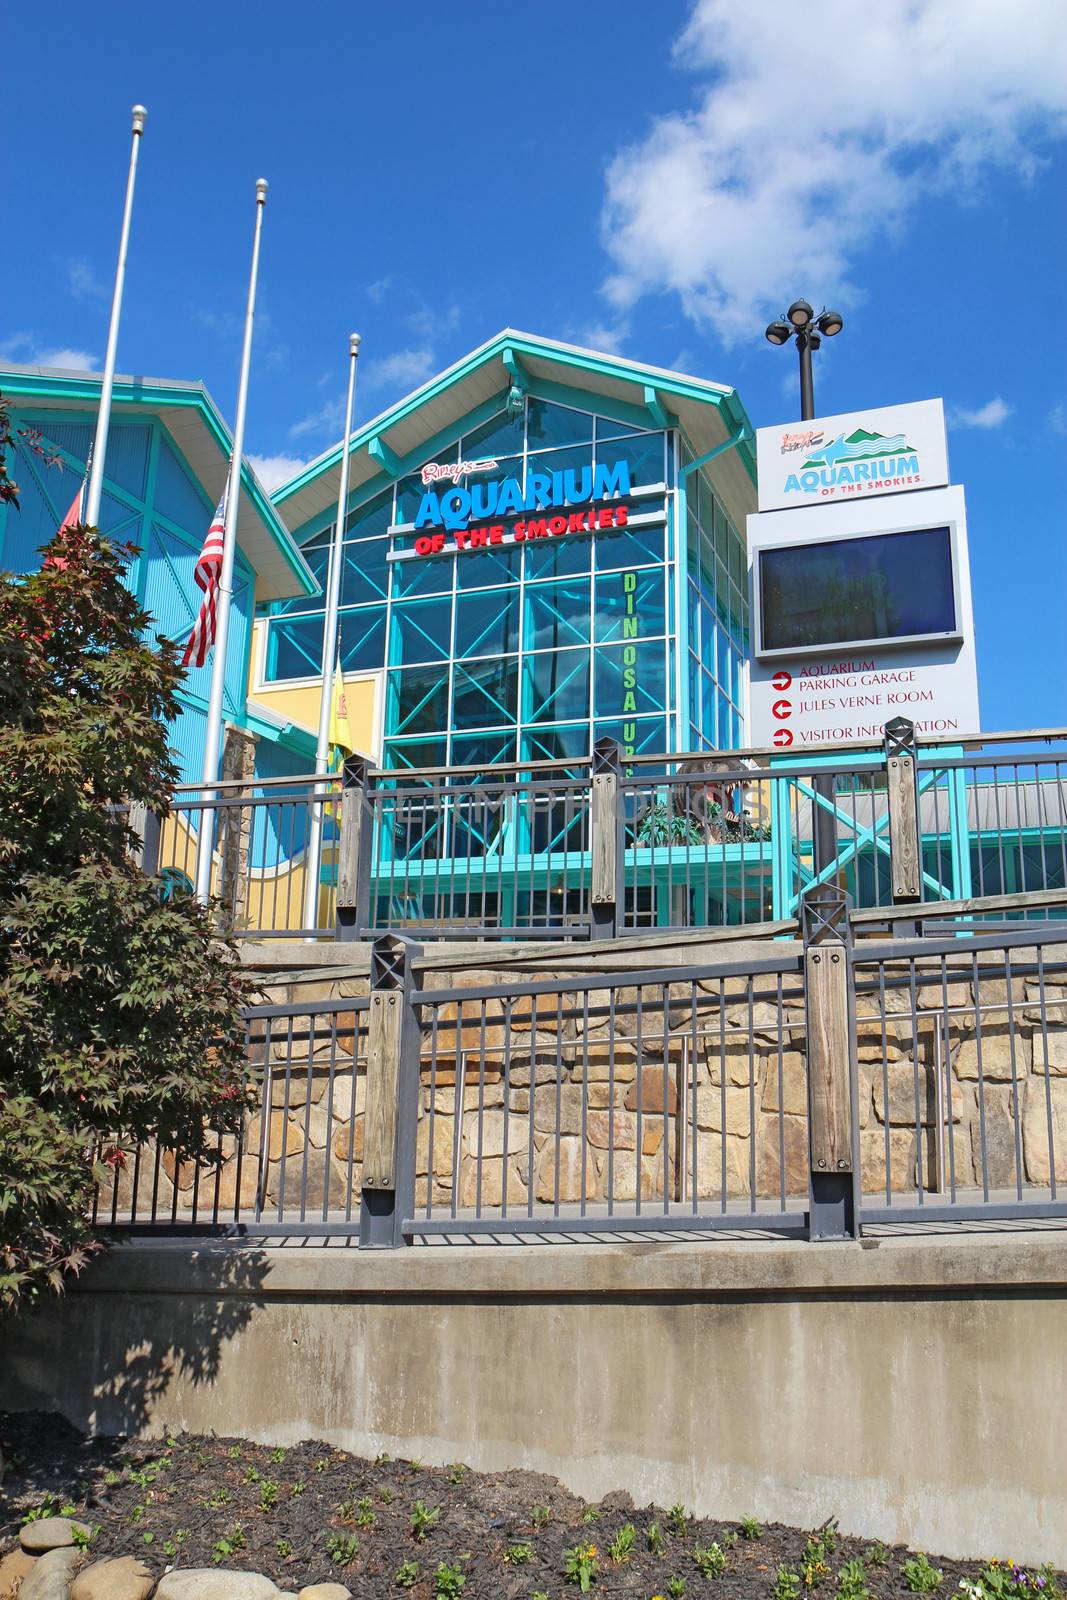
[96,885,1067,1244]
[149,722,1067,943]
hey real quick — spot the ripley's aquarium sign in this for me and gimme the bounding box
[409,459,632,556]
[755,398,949,513]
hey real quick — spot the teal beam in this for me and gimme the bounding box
[681,421,751,478]
[644,385,670,430]
[368,435,401,477]
[502,345,529,393]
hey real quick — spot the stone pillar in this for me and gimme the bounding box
[217,723,259,933]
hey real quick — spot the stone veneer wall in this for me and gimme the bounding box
[99,951,1067,1225]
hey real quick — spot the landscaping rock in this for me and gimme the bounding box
[0,1548,36,1599]
[71,1555,155,1600]
[154,1572,286,1599]
[20,1546,82,1600]
[298,1585,353,1599]
[20,1517,91,1554]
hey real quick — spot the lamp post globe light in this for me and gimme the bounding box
[765,301,844,422]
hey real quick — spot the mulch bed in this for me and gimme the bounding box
[0,1411,1059,1597]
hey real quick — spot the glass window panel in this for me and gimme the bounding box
[718,691,732,748]
[456,544,521,589]
[700,611,715,672]
[338,606,386,672]
[461,408,525,460]
[524,443,593,489]
[596,414,651,443]
[596,430,665,488]
[525,581,591,651]
[267,614,323,680]
[383,737,446,771]
[730,525,745,589]
[450,730,517,769]
[344,488,393,539]
[714,500,729,565]
[523,532,591,581]
[594,521,665,570]
[526,399,593,451]
[451,657,519,730]
[687,657,701,729]
[274,544,331,612]
[388,665,449,736]
[595,640,667,718]
[454,587,520,659]
[594,716,667,762]
[392,552,453,597]
[686,508,700,561]
[340,537,389,604]
[390,597,453,664]
[715,559,730,627]
[716,625,730,689]
[687,582,700,653]
[523,647,590,724]
[701,671,717,742]
[521,723,591,765]
[594,567,664,642]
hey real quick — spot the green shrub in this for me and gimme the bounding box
[0,505,252,1312]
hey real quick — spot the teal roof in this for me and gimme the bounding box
[0,362,318,601]
[272,329,757,537]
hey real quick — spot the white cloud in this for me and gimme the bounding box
[362,346,436,394]
[67,259,106,301]
[0,333,98,371]
[950,396,1012,429]
[601,0,1067,343]
[248,453,313,493]
[1049,402,1067,436]
[288,396,346,441]
[576,320,631,356]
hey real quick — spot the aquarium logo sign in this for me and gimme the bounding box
[414,459,631,531]
[782,426,920,498]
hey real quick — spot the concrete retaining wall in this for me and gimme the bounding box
[1,1233,1065,1564]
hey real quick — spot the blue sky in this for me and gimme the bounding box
[3,0,1065,730]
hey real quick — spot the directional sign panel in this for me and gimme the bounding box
[746,485,980,746]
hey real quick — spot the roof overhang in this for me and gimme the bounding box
[272,329,757,538]
[0,363,318,601]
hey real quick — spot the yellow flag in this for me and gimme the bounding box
[327,659,352,771]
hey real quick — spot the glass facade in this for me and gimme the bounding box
[265,395,749,764]
[682,439,749,751]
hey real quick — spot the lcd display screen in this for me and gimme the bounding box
[757,526,957,655]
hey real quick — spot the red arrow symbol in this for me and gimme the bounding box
[772,670,792,691]
[773,728,794,747]
[772,699,792,720]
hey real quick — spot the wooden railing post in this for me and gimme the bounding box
[360,934,422,1248]
[217,723,259,932]
[335,754,374,943]
[884,716,921,904]
[801,884,858,1239]
[590,737,624,941]
[127,802,161,877]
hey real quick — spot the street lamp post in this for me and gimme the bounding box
[765,300,844,423]
[764,300,845,879]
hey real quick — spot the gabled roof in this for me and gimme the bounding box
[272,329,757,537]
[0,362,318,601]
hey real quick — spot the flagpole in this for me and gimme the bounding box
[85,104,147,531]
[195,178,268,904]
[302,332,361,933]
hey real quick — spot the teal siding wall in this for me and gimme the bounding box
[1,407,255,782]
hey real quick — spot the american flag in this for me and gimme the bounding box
[182,492,227,668]
[57,445,93,533]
